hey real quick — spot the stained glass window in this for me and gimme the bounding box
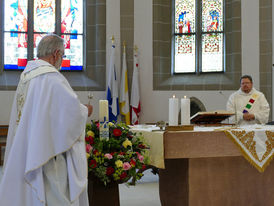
[4,0,84,71]
[174,0,224,73]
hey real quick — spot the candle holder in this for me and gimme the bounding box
[88,92,93,105]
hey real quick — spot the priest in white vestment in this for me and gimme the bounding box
[226,75,270,125]
[0,34,93,206]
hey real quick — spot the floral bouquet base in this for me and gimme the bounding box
[85,121,150,186]
[88,172,120,206]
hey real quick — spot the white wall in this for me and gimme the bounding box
[241,0,260,88]
[0,0,267,124]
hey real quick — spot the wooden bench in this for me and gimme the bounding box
[0,125,8,165]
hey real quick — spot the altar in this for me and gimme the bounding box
[131,125,274,206]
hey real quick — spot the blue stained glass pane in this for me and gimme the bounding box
[61,0,83,34]
[61,66,83,71]
[4,0,28,32]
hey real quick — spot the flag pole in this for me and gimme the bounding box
[112,35,115,45]
[123,41,126,53]
[134,45,138,53]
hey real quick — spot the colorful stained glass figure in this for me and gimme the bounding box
[4,0,28,32]
[175,0,195,34]
[202,0,223,32]
[61,0,83,34]
[175,35,195,73]
[4,32,28,70]
[201,33,223,72]
[34,0,55,33]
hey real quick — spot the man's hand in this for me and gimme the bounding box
[243,113,255,121]
[85,104,93,117]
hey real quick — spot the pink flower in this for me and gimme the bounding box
[123,162,131,170]
[86,144,92,153]
[104,153,113,159]
[138,154,144,162]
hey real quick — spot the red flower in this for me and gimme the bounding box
[113,128,122,137]
[88,136,94,145]
[106,167,115,176]
[127,135,133,139]
[93,149,99,155]
[130,159,136,166]
[120,172,127,179]
[89,160,97,168]
[96,122,100,129]
[142,164,146,170]
[119,152,125,156]
[85,136,89,142]
[138,144,145,149]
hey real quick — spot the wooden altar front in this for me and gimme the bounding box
[159,131,274,206]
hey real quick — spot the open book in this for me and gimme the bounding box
[190,110,234,124]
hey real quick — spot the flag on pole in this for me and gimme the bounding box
[107,43,119,122]
[119,44,130,125]
[130,48,141,125]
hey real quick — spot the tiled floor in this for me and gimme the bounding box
[0,167,161,206]
[119,169,161,206]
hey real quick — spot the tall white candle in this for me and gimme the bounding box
[99,100,109,140]
[169,95,179,126]
[181,96,190,125]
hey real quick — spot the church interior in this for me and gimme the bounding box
[0,0,273,205]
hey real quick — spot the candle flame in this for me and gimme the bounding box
[173,95,175,98]
[184,96,187,99]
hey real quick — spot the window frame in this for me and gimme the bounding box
[172,0,225,74]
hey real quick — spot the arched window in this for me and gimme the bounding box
[174,0,224,73]
[3,0,84,71]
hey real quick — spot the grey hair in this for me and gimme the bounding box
[37,34,64,58]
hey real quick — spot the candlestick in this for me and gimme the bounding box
[181,96,190,125]
[88,92,93,105]
[169,95,179,126]
[99,100,109,140]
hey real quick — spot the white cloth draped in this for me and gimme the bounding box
[226,88,270,125]
[0,60,89,206]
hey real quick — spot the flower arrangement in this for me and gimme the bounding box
[85,121,150,186]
